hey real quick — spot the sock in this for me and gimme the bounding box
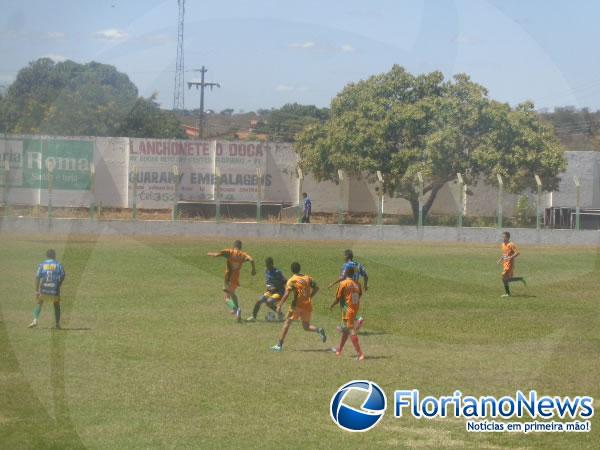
[252,299,263,318]
[225,299,237,311]
[33,304,41,320]
[53,303,61,325]
[503,282,510,295]
[231,294,239,310]
[350,335,362,356]
[338,332,349,353]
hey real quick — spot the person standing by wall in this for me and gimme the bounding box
[302,192,312,223]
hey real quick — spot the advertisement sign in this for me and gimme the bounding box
[128,139,270,208]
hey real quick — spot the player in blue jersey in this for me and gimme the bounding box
[29,249,66,329]
[328,249,368,332]
[328,249,368,291]
[247,257,287,322]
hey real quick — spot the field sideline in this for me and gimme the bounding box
[0,234,598,449]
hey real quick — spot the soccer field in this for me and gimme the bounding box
[1,234,598,449]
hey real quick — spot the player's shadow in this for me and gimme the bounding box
[510,294,537,298]
[44,327,92,331]
[358,330,387,336]
[363,355,390,360]
[295,348,336,353]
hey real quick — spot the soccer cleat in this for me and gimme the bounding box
[501,293,510,297]
[27,319,38,328]
[318,328,327,343]
[246,316,256,322]
[357,353,365,362]
[521,278,527,287]
[55,324,62,330]
[270,344,282,352]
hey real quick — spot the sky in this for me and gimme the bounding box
[1,0,600,112]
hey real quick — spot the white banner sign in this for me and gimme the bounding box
[128,139,271,208]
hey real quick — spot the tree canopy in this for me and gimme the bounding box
[0,58,184,139]
[295,65,566,220]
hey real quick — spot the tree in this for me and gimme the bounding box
[0,58,184,138]
[117,94,185,139]
[295,65,566,221]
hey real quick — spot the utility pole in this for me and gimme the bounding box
[187,66,220,138]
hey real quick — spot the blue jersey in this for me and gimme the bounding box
[340,261,367,283]
[36,259,65,296]
[265,268,286,294]
[303,197,312,215]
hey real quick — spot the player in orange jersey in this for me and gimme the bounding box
[270,262,326,351]
[498,231,526,297]
[330,267,364,361]
[208,240,256,321]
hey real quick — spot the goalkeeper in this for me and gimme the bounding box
[247,257,286,322]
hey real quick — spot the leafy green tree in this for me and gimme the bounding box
[295,65,566,221]
[117,94,185,139]
[0,58,184,138]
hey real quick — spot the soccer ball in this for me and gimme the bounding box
[265,311,277,322]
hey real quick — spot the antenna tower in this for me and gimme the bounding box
[172,0,185,110]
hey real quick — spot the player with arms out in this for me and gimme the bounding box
[208,240,256,322]
[328,249,368,331]
[29,249,66,329]
[330,267,365,361]
[246,257,286,322]
[270,262,326,351]
[498,231,527,297]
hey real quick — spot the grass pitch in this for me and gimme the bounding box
[0,234,598,449]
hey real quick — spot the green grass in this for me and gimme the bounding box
[1,234,599,449]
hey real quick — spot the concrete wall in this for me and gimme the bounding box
[1,217,598,246]
[551,151,600,208]
[2,133,597,218]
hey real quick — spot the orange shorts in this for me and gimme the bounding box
[287,306,312,323]
[342,305,360,328]
[502,264,514,280]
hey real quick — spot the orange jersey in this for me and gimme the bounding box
[501,242,517,269]
[285,274,314,310]
[222,248,251,286]
[336,278,362,310]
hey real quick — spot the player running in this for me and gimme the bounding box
[330,267,365,361]
[498,231,527,297]
[246,257,286,322]
[208,240,256,322]
[328,249,368,331]
[29,249,66,329]
[270,262,326,351]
